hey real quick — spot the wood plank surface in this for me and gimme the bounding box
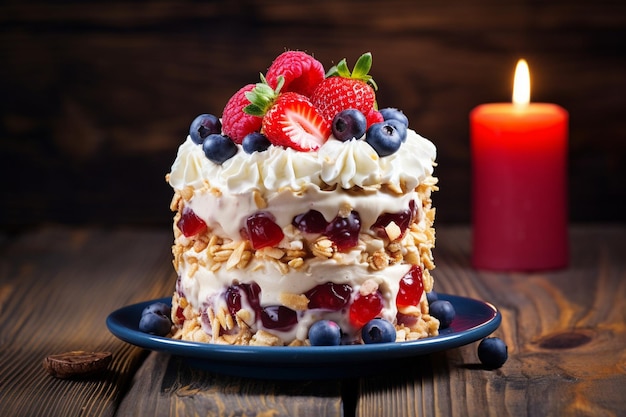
[2,0,625,229]
[356,226,626,417]
[116,352,343,416]
[0,227,174,417]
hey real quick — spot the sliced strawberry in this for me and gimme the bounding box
[266,51,325,98]
[262,92,330,151]
[222,84,263,144]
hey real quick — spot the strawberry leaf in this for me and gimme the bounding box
[352,53,372,79]
[324,53,377,90]
[243,75,285,116]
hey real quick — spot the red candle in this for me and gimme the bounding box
[470,59,569,271]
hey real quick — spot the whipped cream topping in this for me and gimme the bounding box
[169,128,436,195]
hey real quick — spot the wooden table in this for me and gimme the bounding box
[1,225,624,416]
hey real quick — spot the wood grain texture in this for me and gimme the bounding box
[117,352,343,417]
[1,0,625,229]
[0,227,174,417]
[356,225,626,417]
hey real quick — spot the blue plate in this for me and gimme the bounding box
[107,293,501,379]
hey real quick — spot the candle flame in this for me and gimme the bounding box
[512,59,530,106]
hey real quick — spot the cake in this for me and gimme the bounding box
[167,51,440,346]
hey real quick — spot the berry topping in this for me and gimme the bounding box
[260,305,298,331]
[225,282,261,318]
[365,108,384,127]
[202,134,238,165]
[225,285,243,317]
[426,290,438,305]
[349,290,384,328]
[189,114,222,145]
[324,210,361,251]
[245,211,284,249]
[292,210,328,234]
[396,265,424,308]
[142,302,171,318]
[222,84,263,144]
[174,306,185,324]
[429,300,456,328]
[477,337,508,369]
[331,109,367,141]
[361,318,396,344]
[176,208,207,237]
[264,92,330,151]
[245,77,330,152]
[202,134,238,164]
[242,132,271,154]
[139,302,172,336]
[379,107,409,128]
[265,50,326,97]
[371,200,416,240]
[311,52,378,124]
[305,282,352,310]
[365,120,406,157]
[308,320,342,346]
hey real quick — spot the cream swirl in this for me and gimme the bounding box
[168,137,213,190]
[168,128,436,194]
[318,138,381,189]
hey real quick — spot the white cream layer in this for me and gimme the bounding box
[169,128,436,195]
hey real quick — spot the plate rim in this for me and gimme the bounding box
[107,293,501,366]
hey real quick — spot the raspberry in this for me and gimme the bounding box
[365,108,384,127]
[222,84,263,144]
[265,51,325,97]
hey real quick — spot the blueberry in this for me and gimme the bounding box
[477,337,508,368]
[242,132,271,154]
[332,109,368,141]
[139,303,172,336]
[429,300,455,328]
[190,114,222,145]
[141,302,171,318]
[308,320,342,346]
[426,290,438,304]
[365,120,406,156]
[361,318,396,344]
[202,134,238,164]
[379,107,409,128]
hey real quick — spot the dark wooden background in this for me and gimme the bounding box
[2,0,625,232]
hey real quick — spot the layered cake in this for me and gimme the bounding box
[167,51,440,346]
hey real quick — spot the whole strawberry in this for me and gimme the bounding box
[222,84,263,144]
[265,50,325,97]
[311,52,378,125]
[245,75,330,152]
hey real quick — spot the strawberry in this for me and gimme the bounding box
[265,51,325,98]
[311,52,378,125]
[222,84,263,144]
[245,76,330,151]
